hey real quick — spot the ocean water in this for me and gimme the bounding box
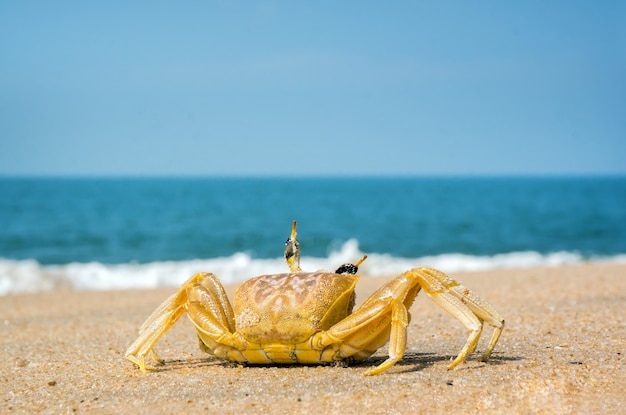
[1,176,625,294]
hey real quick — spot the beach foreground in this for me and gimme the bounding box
[2,263,625,414]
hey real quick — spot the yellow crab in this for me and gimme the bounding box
[126,221,504,375]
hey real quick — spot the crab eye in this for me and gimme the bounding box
[335,263,358,275]
[284,238,298,260]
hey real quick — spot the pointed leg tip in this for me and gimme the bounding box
[447,359,462,370]
[126,354,150,373]
[479,351,493,363]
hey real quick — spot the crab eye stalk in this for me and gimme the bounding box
[335,255,368,275]
[284,220,302,272]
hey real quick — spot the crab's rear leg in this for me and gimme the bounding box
[408,268,505,369]
[314,268,504,375]
[125,272,235,371]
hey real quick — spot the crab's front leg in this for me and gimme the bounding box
[312,273,420,375]
[125,272,236,371]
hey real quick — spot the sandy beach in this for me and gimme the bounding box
[2,262,624,414]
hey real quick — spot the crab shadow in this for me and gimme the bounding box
[146,352,522,374]
[143,357,226,372]
[356,352,523,374]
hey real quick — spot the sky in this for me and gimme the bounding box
[1,1,624,177]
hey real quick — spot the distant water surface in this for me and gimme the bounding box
[1,176,624,294]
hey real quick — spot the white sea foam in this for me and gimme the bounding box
[1,239,625,295]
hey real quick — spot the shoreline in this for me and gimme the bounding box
[2,255,625,297]
[2,262,625,414]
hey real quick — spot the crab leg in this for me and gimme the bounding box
[313,273,419,375]
[363,296,410,375]
[411,268,505,367]
[125,272,235,371]
[314,267,504,375]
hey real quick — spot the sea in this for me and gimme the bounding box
[1,176,625,295]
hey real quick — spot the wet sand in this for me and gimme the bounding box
[2,262,625,414]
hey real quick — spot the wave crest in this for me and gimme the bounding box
[2,239,625,295]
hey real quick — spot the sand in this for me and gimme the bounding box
[1,262,625,414]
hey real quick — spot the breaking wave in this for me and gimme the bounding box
[1,239,624,295]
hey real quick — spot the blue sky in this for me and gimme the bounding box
[1,1,624,176]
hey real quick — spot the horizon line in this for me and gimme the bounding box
[1,172,625,180]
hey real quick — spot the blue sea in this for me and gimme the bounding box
[1,176,625,295]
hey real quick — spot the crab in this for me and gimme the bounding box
[126,221,504,375]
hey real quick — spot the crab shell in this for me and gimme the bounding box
[234,272,358,347]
